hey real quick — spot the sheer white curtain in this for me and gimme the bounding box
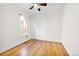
[20,15,28,37]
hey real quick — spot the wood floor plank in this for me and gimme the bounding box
[28,41,42,56]
[34,41,46,56]
[0,39,69,56]
[0,39,38,56]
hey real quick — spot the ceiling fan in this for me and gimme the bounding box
[29,3,47,11]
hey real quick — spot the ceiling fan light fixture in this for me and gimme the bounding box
[29,3,47,11]
[34,4,38,8]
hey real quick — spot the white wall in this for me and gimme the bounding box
[0,4,3,52]
[62,4,79,56]
[0,4,29,53]
[30,11,63,42]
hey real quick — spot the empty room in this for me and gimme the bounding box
[0,3,79,56]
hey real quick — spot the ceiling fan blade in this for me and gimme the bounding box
[38,8,41,11]
[29,5,34,10]
[39,3,47,6]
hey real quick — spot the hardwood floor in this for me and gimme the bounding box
[0,39,69,56]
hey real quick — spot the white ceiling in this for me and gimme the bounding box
[15,3,65,16]
[0,3,65,17]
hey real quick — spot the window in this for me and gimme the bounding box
[20,15,28,37]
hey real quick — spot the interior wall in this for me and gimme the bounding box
[30,11,63,42]
[0,4,2,52]
[0,4,29,53]
[62,3,79,56]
